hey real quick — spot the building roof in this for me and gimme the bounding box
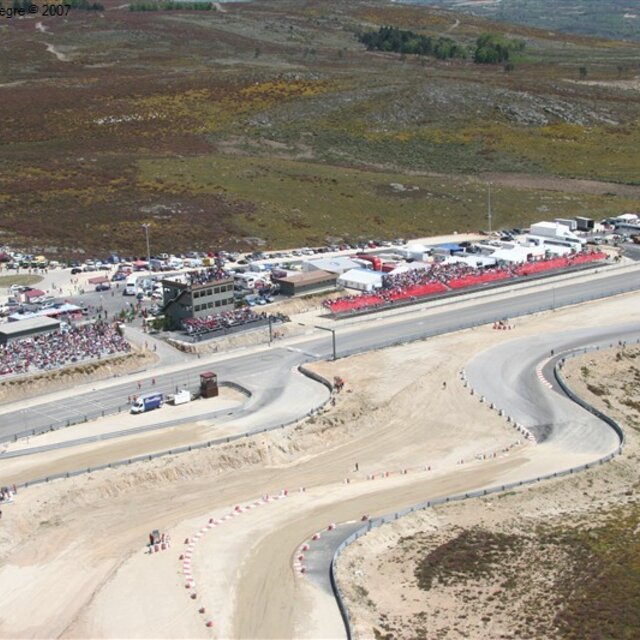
[24,289,45,299]
[443,255,497,268]
[0,316,60,336]
[275,270,337,285]
[88,275,109,285]
[8,303,81,322]
[434,243,463,252]
[305,257,360,273]
[530,221,558,230]
[490,246,533,263]
[163,275,233,289]
[338,268,383,285]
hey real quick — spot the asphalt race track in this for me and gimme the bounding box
[0,268,638,442]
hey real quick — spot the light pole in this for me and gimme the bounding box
[142,223,151,265]
[487,182,493,235]
[315,325,337,361]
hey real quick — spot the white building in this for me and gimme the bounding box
[399,244,429,261]
[337,268,383,292]
[612,213,639,224]
[303,257,361,275]
[527,221,585,250]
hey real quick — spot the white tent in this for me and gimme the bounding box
[442,255,497,268]
[388,261,431,276]
[337,268,383,292]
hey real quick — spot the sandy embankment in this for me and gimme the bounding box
[0,290,638,639]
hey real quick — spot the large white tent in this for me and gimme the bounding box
[337,268,383,292]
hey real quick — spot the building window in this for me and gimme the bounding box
[214,287,220,295]
[206,288,212,296]
[215,300,221,307]
[194,291,200,299]
[207,302,213,309]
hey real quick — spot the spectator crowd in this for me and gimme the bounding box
[181,308,268,337]
[183,266,231,287]
[325,250,607,314]
[0,322,131,377]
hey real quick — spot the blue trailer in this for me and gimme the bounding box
[131,392,164,414]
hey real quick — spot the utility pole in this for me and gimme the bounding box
[142,223,151,265]
[315,325,337,361]
[487,183,493,235]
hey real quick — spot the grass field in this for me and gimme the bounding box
[0,0,639,256]
[138,154,640,248]
[0,275,43,288]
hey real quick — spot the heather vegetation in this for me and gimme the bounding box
[0,0,638,257]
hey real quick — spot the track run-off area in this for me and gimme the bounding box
[0,265,639,638]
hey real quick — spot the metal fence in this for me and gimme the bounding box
[328,344,628,640]
[15,366,334,490]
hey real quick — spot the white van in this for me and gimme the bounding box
[124,276,138,296]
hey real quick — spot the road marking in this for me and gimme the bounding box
[287,347,321,358]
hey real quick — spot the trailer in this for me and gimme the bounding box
[170,389,192,405]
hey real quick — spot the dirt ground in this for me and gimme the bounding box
[0,291,639,639]
[337,342,640,640]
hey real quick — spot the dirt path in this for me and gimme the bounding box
[479,171,640,198]
[446,18,460,32]
[44,43,71,62]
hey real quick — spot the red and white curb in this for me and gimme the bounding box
[180,489,296,630]
[295,519,368,578]
[535,362,554,390]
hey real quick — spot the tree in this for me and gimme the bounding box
[474,33,524,64]
[579,66,588,79]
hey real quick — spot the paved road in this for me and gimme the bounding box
[0,268,638,442]
[467,324,640,453]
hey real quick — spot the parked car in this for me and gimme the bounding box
[71,267,83,275]
[95,283,111,292]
